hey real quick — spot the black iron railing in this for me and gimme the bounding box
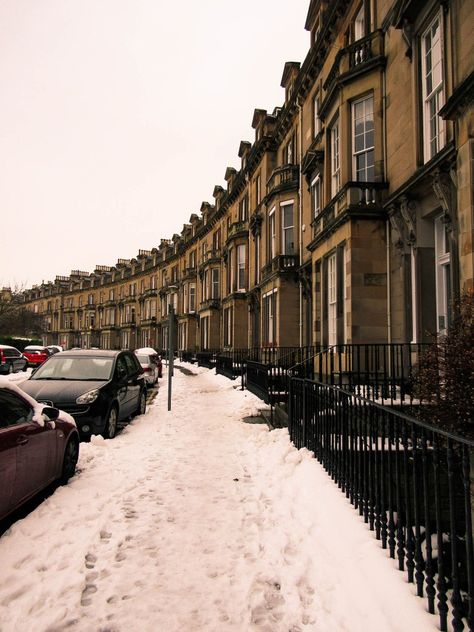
[288,378,474,632]
[246,360,288,406]
[245,347,321,409]
[196,350,219,369]
[246,346,314,366]
[216,349,248,381]
[179,350,196,363]
[290,343,431,408]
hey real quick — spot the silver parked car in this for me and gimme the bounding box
[0,344,28,375]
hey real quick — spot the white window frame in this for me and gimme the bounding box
[313,93,321,138]
[211,268,220,299]
[311,175,322,218]
[269,207,276,260]
[435,216,451,333]
[281,201,295,255]
[354,4,364,42]
[189,284,196,313]
[352,95,375,182]
[229,246,234,292]
[224,306,233,347]
[330,119,341,197]
[421,11,445,162]
[262,289,277,345]
[255,174,261,205]
[410,246,418,344]
[237,244,246,292]
[328,253,337,346]
[255,234,260,284]
[201,316,209,349]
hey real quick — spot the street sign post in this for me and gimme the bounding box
[167,304,175,411]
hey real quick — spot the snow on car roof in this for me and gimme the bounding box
[0,377,76,428]
[135,347,158,355]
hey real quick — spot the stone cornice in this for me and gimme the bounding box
[440,71,474,120]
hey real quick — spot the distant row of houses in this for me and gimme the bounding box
[21,0,474,354]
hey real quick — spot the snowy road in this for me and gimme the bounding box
[0,364,436,632]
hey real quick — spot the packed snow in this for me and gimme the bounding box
[0,364,436,632]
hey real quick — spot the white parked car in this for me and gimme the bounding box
[134,348,162,386]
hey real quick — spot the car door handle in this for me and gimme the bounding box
[16,435,29,446]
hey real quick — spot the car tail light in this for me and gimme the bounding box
[0,351,5,364]
[144,367,151,373]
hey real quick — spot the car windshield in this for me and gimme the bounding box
[136,354,150,364]
[31,356,114,381]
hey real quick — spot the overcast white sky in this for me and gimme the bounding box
[0,0,310,288]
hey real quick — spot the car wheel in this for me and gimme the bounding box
[104,405,118,439]
[59,438,79,485]
[135,389,147,416]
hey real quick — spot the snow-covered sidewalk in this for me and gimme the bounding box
[0,364,436,632]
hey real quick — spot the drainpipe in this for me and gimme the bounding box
[382,65,392,345]
[298,98,304,348]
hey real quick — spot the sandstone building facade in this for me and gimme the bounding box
[22,0,474,354]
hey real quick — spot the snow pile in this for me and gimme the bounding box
[0,365,435,631]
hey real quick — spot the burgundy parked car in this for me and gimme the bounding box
[0,380,79,522]
[22,345,51,368]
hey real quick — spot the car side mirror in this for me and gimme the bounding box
[42,406,60,422]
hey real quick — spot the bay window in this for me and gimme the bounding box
[281,202,295,255]
[237,245,246,291]
[268,207,276,261]
[212,268,220,299]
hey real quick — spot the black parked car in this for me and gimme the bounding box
[0,345,28,375]
[20,350,147,440]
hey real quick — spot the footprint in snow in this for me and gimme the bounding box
[84,553,97,569]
